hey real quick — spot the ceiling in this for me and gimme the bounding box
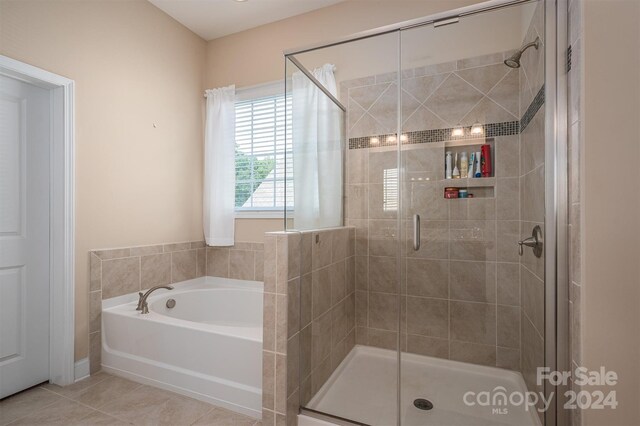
[148,0,344,41]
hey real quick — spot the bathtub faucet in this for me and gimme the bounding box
[136,285,174,314]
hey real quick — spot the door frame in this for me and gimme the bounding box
[0,55,75,386]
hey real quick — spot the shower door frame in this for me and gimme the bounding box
[284,0,569,424]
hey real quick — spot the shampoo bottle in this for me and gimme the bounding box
[460,152,468,178]
[474,151,482,178]
[445,151,453,179]
[452,153,460,178]
[481,144,492,177]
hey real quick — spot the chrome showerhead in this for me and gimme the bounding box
[504,36,541,68]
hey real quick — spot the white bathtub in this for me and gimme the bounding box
[101,276,263,418]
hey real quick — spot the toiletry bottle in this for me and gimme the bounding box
[452,152,460,178]
[481,144,492,177]
[460,152,468,178]
[469,152,475,178]
[445,151,452,179]
[475,151,482,178]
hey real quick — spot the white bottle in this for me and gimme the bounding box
[452,152,460,178]
[445,151,452,179]
[460,152,468,178]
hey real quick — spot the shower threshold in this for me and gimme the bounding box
[306,345,541,426]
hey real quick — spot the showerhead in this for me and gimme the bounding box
[504,36,541,68]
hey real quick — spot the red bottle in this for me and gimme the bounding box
[481,144,492,177]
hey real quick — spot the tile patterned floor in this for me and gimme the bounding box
[0,373,261,426]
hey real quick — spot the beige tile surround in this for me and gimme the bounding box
[342,51,526,371]
[88,241,264,374]
[261,228,355,426]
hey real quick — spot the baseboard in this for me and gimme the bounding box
[74,358,90,381]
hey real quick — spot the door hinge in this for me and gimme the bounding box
[567,44,572,72]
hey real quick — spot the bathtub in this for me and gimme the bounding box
[101,276,263,418]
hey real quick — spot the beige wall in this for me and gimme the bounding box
[0,0,206,360]
[582,0,640,425]
[205,0,482,89]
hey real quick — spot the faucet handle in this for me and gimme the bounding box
[136,292,144,311]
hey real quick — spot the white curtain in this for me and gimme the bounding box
[203,85,236,246]
[292,64,343,230]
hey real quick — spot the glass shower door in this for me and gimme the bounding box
[286,30,403,426]
[399,1,547,425]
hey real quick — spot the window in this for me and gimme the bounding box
[383,168,398,212]
[234,86,292,214]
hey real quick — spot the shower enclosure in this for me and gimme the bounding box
[283,0,567,424]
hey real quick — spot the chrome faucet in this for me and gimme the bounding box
[136,285,173,314]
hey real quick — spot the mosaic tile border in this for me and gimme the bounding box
[348,85,545,149]
[520,85,545,132]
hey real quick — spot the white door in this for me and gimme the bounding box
[0,74,51,398]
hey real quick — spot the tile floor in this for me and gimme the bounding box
[0,373,260,426]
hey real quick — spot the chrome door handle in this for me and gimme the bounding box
[518,225,543,258]
[413,214,420,251]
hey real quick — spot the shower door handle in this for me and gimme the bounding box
[412,214,420,251]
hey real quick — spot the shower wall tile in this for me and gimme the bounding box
[368,292,398,331]
[521,265,545,335]
[497,305,521,348]
[406,335,449,358]
[457,52,504,70]
[496,177,520,220]
[88,239,263,375]
[496,220,520,263]
[263,228,355,425]
[367,328,398,350]
[521,313,544,396]
[450,341,496,367]
[368,256,397,293]
[342,51,524,373]
[424,74,484,126]
[406,258,449,299]
[460,96,517,127]
[449,261,496,303]
[497,347,521,371]
[489,69,520,117]
[450,301,496,345]
[495,135,520,177]
[497,262,521,306]
[406,297,448,338]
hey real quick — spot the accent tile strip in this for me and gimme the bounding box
[520,85,545,132]
[347,85,545,150]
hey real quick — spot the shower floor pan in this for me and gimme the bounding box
[306,345,541,426]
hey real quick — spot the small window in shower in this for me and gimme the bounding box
[383,168,398,212]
